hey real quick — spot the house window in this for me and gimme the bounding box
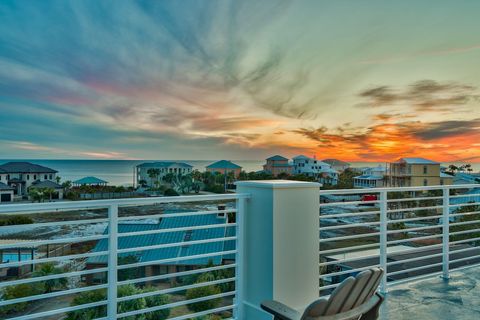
[423,179,428,186]
[27,175,30,180]
[423,166,428,174]
[33,175,36,180]
[49,174,52,179]
[44,175,48,179]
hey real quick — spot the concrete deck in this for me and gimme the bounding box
[380,267,480,319]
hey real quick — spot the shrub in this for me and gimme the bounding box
[0,215,33,226]
[0,283,44,316]
[142,287,170,320]
[185,273,222,312]
[204,184,224,194]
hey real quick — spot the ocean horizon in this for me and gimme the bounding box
[1,159,478,186]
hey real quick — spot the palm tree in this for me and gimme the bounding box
[33,263,67,293]
[55,176,61,184]
[147,168,160,187]
[44,187,56,201]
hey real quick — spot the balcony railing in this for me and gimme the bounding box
[0,194,249,320]
[319,184,480,295]
[1,182,480,320]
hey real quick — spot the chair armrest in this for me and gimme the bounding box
[261,300,302,320]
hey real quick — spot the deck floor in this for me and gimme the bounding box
[380,266,480,319]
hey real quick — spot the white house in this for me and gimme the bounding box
[292,155,338,185]
[353,165,387,188]
[0,162,60,199]
[135,161,193,187]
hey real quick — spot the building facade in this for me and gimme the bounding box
[0,162,59,199]
[135,161,193,187]
[322,159,350,172]
[386,158,453,187]
[293,155,338,185]
[353,166,387,188]
[206,160,242,178]
[263,155,293,176]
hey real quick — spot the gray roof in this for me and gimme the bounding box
[0,162,57,174]
[266,155,289,161]
[0,182,13,191]
[31,180,62,189]
[322,159,350,166]
[137,161,193,169]
[396,157,439,165]
[206,160,242,170]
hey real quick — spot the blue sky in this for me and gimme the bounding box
[1,0,480,161]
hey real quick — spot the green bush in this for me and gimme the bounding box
[163,188,179,196]
[204,184,225,194]
[142,287,170,320]
[0,283,44,316]
[0,215,33,226]
[185,274,222,312]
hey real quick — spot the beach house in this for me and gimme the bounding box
[0,162,61,199]
[293,155,339,185]
[322,158,351,172]
[135,161,193,187]
[386,157,454,187]
[206,160,242,178]
[353,165,387,188]
[262,155,293,176]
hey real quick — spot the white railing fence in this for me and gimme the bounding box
[319,184,480,295]
[0,194,248,320]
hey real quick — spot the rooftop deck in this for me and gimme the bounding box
[381,266,480,319]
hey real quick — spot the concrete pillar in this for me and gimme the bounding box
[236,180,320,320]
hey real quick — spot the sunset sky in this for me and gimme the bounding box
[1,0,479,162]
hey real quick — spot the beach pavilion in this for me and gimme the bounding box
[72,176,108,187]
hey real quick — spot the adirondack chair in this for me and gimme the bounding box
[261,268,384,320]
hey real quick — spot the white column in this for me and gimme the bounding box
[236,180,320,320]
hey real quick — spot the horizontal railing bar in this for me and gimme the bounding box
[117,209,237,221]
[450,219,480,227]
[117,278,235,303]
[320,264,380,279]
[0,267,108,288]
[319,184,480,195]
[388,215,442,223]
[449,202,480,208]
[320,243,379,256]
[387,234,442,245]
[0,250,109,268]
[0,194,250,214]
[167,305,235,320]
[387,261,444,277]
[386,252,443,267]
[0,234,108,250]
[449,228,480,236]
[0,283,108,307]
[319,221,380,231]
[5,300,108,320]
[319,232,381,243]
[117,291,236,318]
[320,210,379,219]
[387,196,443,203]
[319,282,341,291]
[448,255,480,264]
[319,200,381,208]
[449,193,480,199]
[387,205,442,213]
[386,244,443,256]
[449,262,480,273]
[117,250,237,270]
[449,211,480,218]
[118,223,236,238]
[449,246,480,255]
[118,236,237,254]
[450,237,480,245]
[0,218,109,231]
[118,264,236,286]
[386,224,442,235]
[320,251,381,267]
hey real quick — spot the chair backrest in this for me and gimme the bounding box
[302,268,383,319]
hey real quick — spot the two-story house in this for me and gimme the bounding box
[263,155,293,177]
[135,161,193,187]
[0,162,61,199]
[293,155,338,185]
[353,165,387,188]
[386,158,453,187]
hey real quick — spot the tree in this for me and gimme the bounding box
[185,273,222,312]
[55,176,61,184]
[147,168,160,187]
[142,287,171,320]
[450,203,480,243]
[62,180,73,191]
[118,255,140,281]
[28,187,45,202]
[44,187,56,201]
[0,283,44,316]
[32,263,67,293]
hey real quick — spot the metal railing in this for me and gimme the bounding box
[319,184,480,295]
[0,194,249,320]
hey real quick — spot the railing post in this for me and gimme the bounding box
[234,197,247,320]
[107,204,118,319]
[379,191,388,293]
[442,186,450,279]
